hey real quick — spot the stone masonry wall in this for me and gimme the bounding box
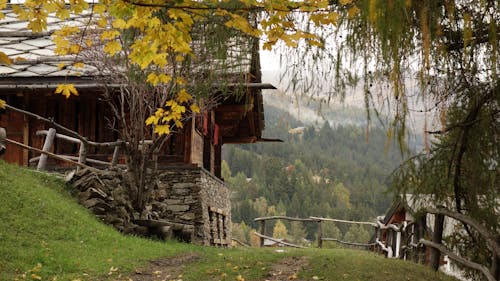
[154,166,231,245]
[71,165,231,246]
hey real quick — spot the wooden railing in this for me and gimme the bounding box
[254,215,383,250]
[254,212,499,281]
[31,128,123,171]
[253,215,427,259]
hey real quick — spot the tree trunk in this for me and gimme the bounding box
[430,214,445,271]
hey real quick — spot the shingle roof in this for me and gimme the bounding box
[0,7,98,78]
[0,5,259,87]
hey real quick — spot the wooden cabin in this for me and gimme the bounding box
[0,6,277,179]
[0,5,279,246]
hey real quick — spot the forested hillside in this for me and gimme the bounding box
[223,99,410,244]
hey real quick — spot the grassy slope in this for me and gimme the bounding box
[0,161,458,281]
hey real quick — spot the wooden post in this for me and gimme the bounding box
[22,114,29,165]
[400,225,407,260]
[0,127,6,157]
[111,145,120,166]
[217,213,223,246]
[77,142,87,171]
[259,220,266,247]
[417,215,426,264]
[37,128,56,171]
[429,214,445,271]
[317,220,323,248]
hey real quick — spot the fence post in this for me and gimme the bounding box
[37,128,56,171]
[429,213,445,270]
[317,220,323,248]
[259,220,266,247]
[77,142,87,171]
[111,144,120,166]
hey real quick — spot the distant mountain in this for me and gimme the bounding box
[223,94,412,239]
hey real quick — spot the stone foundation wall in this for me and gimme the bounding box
[154,166,231,245]
[71,165,231,246]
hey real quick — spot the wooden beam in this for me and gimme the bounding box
[222,136,257,144]
[310,216,378,227]
[4,137,101,173]
[255,216,319,222]
[321,238,377,247]
[215,104,253,113]
[253,232,306,249]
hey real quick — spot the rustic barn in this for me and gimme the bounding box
[0,5,278,246]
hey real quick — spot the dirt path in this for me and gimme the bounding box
[261,256,309,281]
[121,254,308,281]
[127,253,199,281]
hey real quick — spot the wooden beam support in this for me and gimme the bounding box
[222,136,257,144]
[215,104,254,113]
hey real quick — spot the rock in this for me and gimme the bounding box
[134,226,149,237]
[156,189,168,199]
[78,187,108,201]
[166,204,190,212]
[81,198,111,210]
[173,188,191,196]
[180,212,195,221]
[164,199,182,205]
[89,206,107,215]
[173,183,193,189]
[152,202,167,212]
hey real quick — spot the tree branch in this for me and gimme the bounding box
[425,208,500,258]
[420,239,496,281]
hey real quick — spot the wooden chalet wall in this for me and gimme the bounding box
[0,90,116,167]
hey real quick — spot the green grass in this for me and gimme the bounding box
[0,161,459,281]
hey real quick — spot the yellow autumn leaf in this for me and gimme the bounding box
[69,44,81,54]
[73,62,84,68]
[158,74,172,84]
[100,30,120,40]
[174,120,183,128]
[103,40,122,55]
[57,62,66,70]
[31,273,42,280]
[347,6,360,19]
[0,99,6,109]
[339,0,352,5]
[190,104,200,113]
[236,274,245,281]
[145,115,158,125]
[154,124,170,135]
[176,77,187,85]
[112,18,127,29]
[55,84,78,98]
[93,3,107,14]
[146,73,159,85]
[0,51,12,65]
[176,88,192,103]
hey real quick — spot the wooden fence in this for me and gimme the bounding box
[253,213,499,281]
